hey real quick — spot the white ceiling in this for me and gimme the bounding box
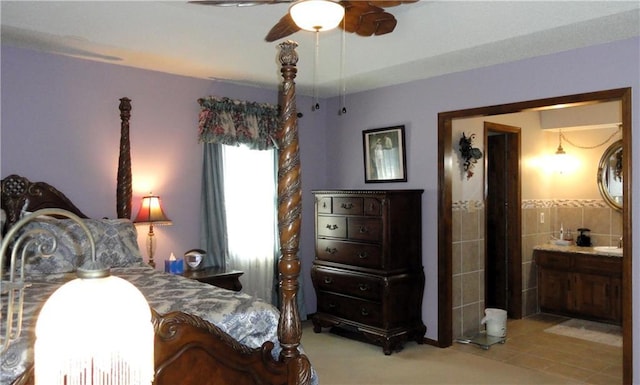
[2,1,639,98]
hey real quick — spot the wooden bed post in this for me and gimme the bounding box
[117,97,133,219]
[276,40,303,362]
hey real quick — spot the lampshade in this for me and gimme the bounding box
[289,0,345,32]
[134,195,172,225]
[35,270,154,384]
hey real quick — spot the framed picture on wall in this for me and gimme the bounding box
[362,125,407,183]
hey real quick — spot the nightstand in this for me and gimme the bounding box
[181,266,244,292]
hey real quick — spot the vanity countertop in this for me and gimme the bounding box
[534,243,623,257]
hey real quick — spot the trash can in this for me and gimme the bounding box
[481,308,507,337]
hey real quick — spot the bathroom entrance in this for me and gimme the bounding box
[484,122,521,318]
[438,88,632,383]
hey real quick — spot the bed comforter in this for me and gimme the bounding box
[2,264,295,384]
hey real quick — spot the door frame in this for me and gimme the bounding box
[437,88,632,383]
[484,122,522,319]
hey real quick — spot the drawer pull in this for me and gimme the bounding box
[361,308,369,316]
[324,277,333,284]
[359,225,369,233]
[341,203,354,209]
[326,224,339,230]
[328,303,337,309]
[324,247,338,255]
[358,283,369,291]
[358,252,368,259]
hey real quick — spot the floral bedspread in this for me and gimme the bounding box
[1,263,317,384]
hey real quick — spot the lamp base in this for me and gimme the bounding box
[146,228,156,269]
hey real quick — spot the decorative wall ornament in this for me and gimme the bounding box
[458,132,483,179]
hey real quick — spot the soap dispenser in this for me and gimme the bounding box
[576,228,592,247]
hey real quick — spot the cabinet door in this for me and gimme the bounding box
[573,273,613,320]
[538,269,569,313]
[610,277,622,323]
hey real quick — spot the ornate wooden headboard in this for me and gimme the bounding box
[0,174,88,234]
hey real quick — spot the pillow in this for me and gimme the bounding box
[20,217,143,276]
[1,208,5,237]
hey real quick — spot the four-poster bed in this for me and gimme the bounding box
[1,41,312,385]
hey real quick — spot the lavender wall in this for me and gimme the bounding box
[321,36,639,378]
[0,45,327,311]
[2,36,640,380]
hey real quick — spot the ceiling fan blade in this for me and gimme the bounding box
[365,1,419,7]
[265,13,301,42]
[342,1,397,36]
[194,0,416,41]
[189,0,290,5]
[357,12,397,36]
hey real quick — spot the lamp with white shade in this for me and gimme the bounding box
[0,208,155,385]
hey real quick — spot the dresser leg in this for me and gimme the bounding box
[311,318,322,333]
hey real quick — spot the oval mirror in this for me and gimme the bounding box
[597,139,623,211]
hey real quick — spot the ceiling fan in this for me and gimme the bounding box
[190,0,418,42]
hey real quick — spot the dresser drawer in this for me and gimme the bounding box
[317,216,347,238]
[317,292,382,328]
[317,196,332,214]
[316,239,383,269]
[347,217,382,242]
[311,266,382,301]
[363,197,382,216]
[333,197,363,215]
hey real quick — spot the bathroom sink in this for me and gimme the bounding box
[593,246,623,256]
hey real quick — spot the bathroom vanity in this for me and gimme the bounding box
[533,245,622,325]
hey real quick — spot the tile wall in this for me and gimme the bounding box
[452,200,485,339]
[451,199,623,340]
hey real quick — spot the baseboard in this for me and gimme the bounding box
[423,337,440,347]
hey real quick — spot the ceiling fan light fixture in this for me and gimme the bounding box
[289,0,345,32]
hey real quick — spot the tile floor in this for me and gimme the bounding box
[451,313,623,385]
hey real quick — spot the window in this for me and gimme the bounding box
[222,144,278,302]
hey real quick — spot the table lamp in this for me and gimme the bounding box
[134,194,172,268]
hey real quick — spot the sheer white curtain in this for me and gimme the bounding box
[222,144,277,303]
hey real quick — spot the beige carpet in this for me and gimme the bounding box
[544,319,622,347]
[301,322,577,385]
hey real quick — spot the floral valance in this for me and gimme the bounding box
[197,96,280,150]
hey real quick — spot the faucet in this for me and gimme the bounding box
[618,236,623,248]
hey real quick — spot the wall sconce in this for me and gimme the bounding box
[458,132,483,180]
[134,194,172,268]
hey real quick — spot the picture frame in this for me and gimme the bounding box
[362,125,407,183]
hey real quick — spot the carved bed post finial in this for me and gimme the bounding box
[276,40,303,362]
[117,97,133,219]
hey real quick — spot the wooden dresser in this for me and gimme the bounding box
[310,190,425,354]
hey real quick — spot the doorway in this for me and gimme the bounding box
[484,122,521,318]
[437,88,632,384]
